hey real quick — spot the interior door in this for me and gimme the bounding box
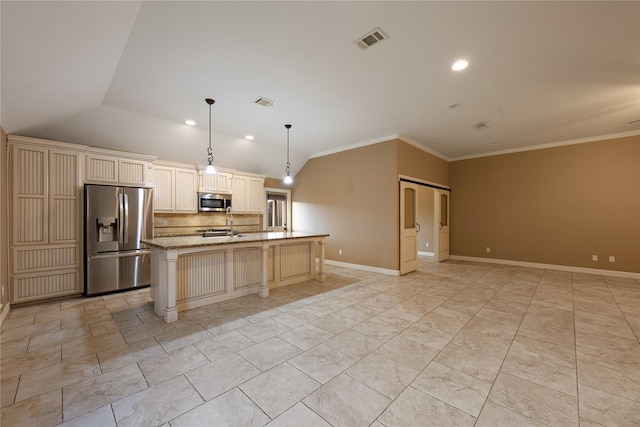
[435,189,450,261]
[400,181,419,274]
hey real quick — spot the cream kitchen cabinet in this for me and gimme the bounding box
[199,168,233,193]
[9,136,86,303]
[85,148,155,186]
[232,173,265,213]
[153,162,198,213]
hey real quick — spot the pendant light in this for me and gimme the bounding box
[205,98,216,175]
[284,124,293,184]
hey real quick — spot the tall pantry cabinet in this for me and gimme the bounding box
[9,136,86,303]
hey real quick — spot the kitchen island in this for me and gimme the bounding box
[142,232,328,323]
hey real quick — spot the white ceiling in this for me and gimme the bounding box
[2,1,639,179]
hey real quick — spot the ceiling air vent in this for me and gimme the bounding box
[354,27,388,50]
[473,121,490,130]
[253,97,276,108]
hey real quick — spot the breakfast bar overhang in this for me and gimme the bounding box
[142,232,328,323]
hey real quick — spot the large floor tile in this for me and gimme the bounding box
[303,374,391,427]
[186,353,261,400]
[578,384,640,426]
[501,350,577,396]
[240,362,320,418]
[476,401,547,427]
[324,329,384,359]
[138,344,208,386]
[238,336,302,371]
[377,386,476,427]
[266,402,331,427]
[0,389,62,427]
[489,372,578,426]
[346,352,419,399]
[62,363,147,420]
[435,343,503,382]
[112,375,203,427]
[97,336,165,373]
[279,323,334,351]
[58,405,116,427]
[289,344,357,384]
[193,330,255,362]
[170,387,269,427]
[15,354,101,403]
[412,362,491,417]
[375,335,439,371]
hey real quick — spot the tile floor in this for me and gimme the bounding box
[1,258,640,426]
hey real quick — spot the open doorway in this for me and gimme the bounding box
[265,188,292,232]
[399,177,450,274]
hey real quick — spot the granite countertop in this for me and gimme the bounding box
[142,231,329,250]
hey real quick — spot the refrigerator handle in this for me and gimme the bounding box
[123,193,129,245]
[118,193,125,245]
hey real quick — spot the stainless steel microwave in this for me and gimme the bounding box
[198,193,231,212]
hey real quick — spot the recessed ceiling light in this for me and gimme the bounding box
[245,135,254,140]
[185,120,196,126]
[452,59,469,71]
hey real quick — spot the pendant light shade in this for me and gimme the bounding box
[205,98,216,175]
[284,124,293,184]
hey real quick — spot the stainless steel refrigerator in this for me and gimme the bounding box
[84,184,153,296]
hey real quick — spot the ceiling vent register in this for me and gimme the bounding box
[354,27,388,50]
[254,97,276,108]
[473,121,491,130]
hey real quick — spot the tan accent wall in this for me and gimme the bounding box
[397,142,450,186]
[293,140,398,270]
[1,127,8,311]
[450,135,640,273]
[264,177,290,190]
[293,139,449,271]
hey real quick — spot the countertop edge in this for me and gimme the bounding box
[142,233,329,250]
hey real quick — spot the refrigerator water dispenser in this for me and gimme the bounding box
[97,216,117,242]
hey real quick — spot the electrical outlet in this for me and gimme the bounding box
[609,256,615,263]
[338,249,342,255]
[592,255,598,261]
[1,286,4,297]
[486,247,491,253]
[425,242,429,248]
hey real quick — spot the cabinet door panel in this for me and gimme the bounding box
[12,146,47,245]
[119,159,147,185]
[175,169,197,212]
[50,151,79,243]
[153,167,174,211]
[86,155,118,182]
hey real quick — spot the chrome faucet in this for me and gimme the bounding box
[226,206,234,236]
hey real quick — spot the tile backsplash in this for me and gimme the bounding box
[154,212,263,237]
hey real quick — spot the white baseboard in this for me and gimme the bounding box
[0,303,10,327]
[449,255,640,280]
[418,251,435,257]
[325,259,400,276]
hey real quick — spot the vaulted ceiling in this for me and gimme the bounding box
[2,1,639,179]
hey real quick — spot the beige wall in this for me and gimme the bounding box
[397,142,450,186]
[293,140,398,270]
[450,135,640,273]
[1,127,8,311]
[264,177,290,190]
[293,139,449,271]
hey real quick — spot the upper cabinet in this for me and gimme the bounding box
[85,148,155,186]
[232,173,265,213]
[199,168,233,193]
[153,162,198,213]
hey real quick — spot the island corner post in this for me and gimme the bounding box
[145,233,328,323]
